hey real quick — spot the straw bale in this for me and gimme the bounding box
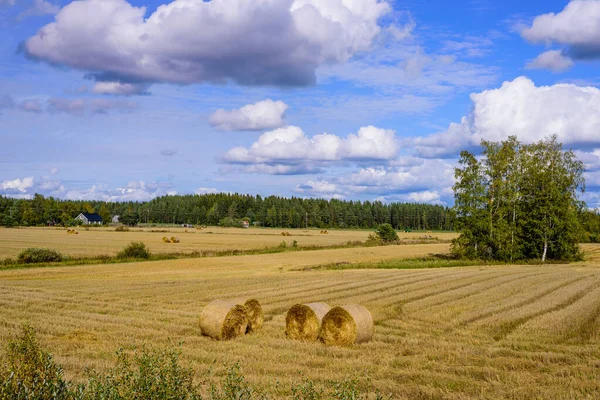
[231,298,264,333]
[285,302,331,341]
[199,300,248,340]
[319,304,373,346]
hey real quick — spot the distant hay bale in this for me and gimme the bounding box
[199,300,248,341]
[170,237,180,243]
[230,298,264,333]
[286,302,331,341]
[319,305,374,346]
[162,236,169,243]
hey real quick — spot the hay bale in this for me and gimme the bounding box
[319,305,374,346]
[286,302,331,341]
[230,299,263,333]
[199,300,248,340]
[162,236,169,243]
[170,237,180,243]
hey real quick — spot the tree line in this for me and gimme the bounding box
[0,193,456,231]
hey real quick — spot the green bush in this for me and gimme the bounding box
[0,324,72,399]
[375,224,399,243]
[117,242,151,260]
[17,248,63,264]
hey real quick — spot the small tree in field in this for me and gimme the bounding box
[376,223,399,243]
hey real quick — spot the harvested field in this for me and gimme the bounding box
[0,243,599,399]
[0,226,457,259]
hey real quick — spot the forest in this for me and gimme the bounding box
[0,193,456,231]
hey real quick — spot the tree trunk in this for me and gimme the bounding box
[542,238,548,262]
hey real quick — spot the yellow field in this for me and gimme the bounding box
[1,243,600,399]
[0,226,457,258]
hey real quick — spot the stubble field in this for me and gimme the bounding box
[0,226,456,259]
[0,229,599,399]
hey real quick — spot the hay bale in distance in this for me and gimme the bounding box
[199,300,248,341]
[161,236,169,243]
[319,304,374,346]
[170,237,180,243]
[286,302,331,341]
[230,298,264,333]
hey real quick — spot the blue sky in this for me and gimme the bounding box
[1,0,599,208]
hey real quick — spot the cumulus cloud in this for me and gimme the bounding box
[1,177,34,193]
[415,77,600,157]
[209,99,288,131]
[24,0,391,88]
[92,81,148,96]
[522,1,600,68]
[526,50,574,73]
[222,125,399,174]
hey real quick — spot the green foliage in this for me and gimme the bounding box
[209,363,254,400]
[452,136,585,262]
[0,192,455,231]
[375,223,399,243]
[81,347,200,400]
[17,248,63,264]
[117,242,151,260]
[291,377,323,400]
[0,324,72,400]
[218,217,243,228]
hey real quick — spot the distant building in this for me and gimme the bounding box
[242,220,250,229]
[76,213,103,225]
[112,215,120,224]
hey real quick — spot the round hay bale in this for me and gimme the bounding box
[319,305,374,346]
[285,302,331,341]
[230,298,264,333]
[199,300,248,341]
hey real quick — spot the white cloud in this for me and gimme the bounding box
[65,181,175,202]
[522,1,600,66]
[222,125,399,174]
[1,177,34,193]
[195,187,218,195]
[92,81,148,96]
[526,50,574,73]
[24,0,392,88]
[209,99,288,131]
[294,158,455,203]
[415,77,600,157]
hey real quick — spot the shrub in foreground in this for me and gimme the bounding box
[17,248,63,264]
[117,242,151,260]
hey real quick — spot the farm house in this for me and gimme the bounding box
[75,213,103,225]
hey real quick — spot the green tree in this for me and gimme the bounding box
[452,136,585,262]
[376,223,399,243]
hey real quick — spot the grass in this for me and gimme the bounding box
[300,254,566,271]
[0,226,457,259]
[0,243,599,398]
